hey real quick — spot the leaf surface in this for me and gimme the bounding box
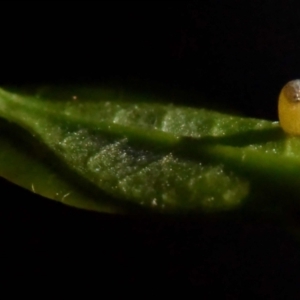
[0,86,298,214]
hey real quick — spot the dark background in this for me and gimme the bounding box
[3,1,300,118]
[2,1,300,294]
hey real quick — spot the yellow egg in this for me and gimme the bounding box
[278,79,300,135]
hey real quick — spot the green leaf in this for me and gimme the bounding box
[0,85,299,215]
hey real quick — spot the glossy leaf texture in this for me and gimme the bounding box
[0,85,299,215]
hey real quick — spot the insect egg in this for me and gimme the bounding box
[278,79,300,135]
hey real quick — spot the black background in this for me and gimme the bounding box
[3,1,300,119]
[2,1,300,294]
